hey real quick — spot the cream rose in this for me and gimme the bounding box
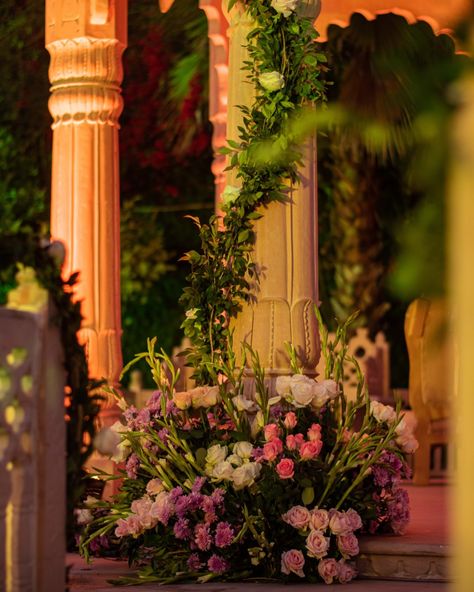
[276,375,292,397]
[227,453,243,467]
[173,390,192,410]
[233,441,254,459]
[259,71,285,92]
[205,444,228,466]
[270,0,298,17]
[146,478,165,496]
[191,385,220,408]
[232,462,261,490]
[212,460,234,481]
[232,394,257,413]
[290,374,315,408]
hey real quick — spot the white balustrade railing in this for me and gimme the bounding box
[0,305,65,592]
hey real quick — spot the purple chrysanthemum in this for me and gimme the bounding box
[187,552,202,571]
[207,554,230,574]
[173,517,191,540]
[210,488,225,507]
[214,521,234,548]
[194,522,212,551]
[170,486,184,502]
[125,454,140,479]
[192,476,206,493]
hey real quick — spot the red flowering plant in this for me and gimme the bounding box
[79,310,417,584]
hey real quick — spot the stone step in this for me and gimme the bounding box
[358,537,450,582]
[357,483,450,583]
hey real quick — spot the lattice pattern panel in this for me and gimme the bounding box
[0,306,65,592]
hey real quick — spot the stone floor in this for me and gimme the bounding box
[67,484,450,592]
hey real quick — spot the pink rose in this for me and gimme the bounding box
[282,505,311,530]
[286,433,304,450]
[345,509,362,532]
[329,510,351,535]
[307,423,322,441]
[310,508,329,531]
[276,458,295,479]
[337,533,359,558]
[263,439,283,461]
[281,549,305,577]
[284,411,297,430]
[264,423,280,442]
[299,440,322,460]
[305,529,330,559]
[318,558,338,584]
[337,559,357,583]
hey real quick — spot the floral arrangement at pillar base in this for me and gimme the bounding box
[80,312,417,585]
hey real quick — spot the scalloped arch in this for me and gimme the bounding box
[316,3,468,46]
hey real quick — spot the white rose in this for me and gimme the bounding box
[95,421,131,463]
[233,441,254,459]
[259,71,285,92]
[370,401,397,424]
[212,461,234,481]
[271,0,298,17]
[232,394,257,413]
[205,444,228,466]
[290,374,315,408]
[232,462,262,490]
[222,185,240,205]
[227,453,244,467]
[276,375,292,397]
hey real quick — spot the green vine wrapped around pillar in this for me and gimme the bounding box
[180,0,326,381]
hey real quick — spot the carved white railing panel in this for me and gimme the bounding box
[0,306,65,592]
[317,328,390,403]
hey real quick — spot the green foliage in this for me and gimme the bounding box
[180,0,326,381]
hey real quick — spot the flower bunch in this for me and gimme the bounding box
[80,312,417,585]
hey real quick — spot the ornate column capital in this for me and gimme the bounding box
[47,37,125,128]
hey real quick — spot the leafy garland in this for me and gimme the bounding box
[180,0,326,382]
[0,235,101,547]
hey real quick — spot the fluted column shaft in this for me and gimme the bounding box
[223,1,320,375]
[46,2,127,400]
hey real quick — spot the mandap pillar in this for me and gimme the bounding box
[46,0,127,418]
[223,0,321,376]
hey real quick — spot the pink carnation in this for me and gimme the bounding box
[299,440,322,460]
[276,458,294,479]
[318,558,338,584]
[264,423,280,441]
[114,515,142,538]
[281,549,305,577]
[284,412,297,430]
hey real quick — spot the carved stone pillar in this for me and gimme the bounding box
[224,1,320,375]
[46,1,127,414]
[199,0,229,210]
[450,67,474,591]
